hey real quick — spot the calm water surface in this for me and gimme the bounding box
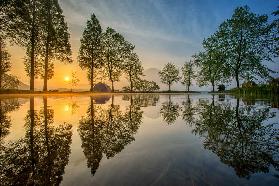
[0,94,278,186]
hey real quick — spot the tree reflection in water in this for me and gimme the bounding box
[160,95,180,125]
[191,96,279,178]
[0,97,72,185]
[0,98,21,141]
[78,95,143,176]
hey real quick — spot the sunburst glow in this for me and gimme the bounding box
[64,76,70,82]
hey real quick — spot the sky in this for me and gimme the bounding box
[8,0,279,90]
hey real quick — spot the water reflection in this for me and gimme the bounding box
[192,96,279,178]
[160,95,180,125]
[78,95,143,175]
[0,94,278,185]
[0,98,21,141]
[0,97,72,185]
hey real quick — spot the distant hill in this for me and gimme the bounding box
[143,68,163,90]
[18,80,30,90]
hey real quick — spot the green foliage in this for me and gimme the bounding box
[216,6,277,87]
[160,95,180,125]
[123,49,144,92]
[2,74,20,89]
[0,39,11,88]
[194,33,228,92]
[0,98,72,185]
[181,60,195,92]
[101,27,126,92]
[78,96,143,175]
[193,98,279,178]
[159,63,180,91]
[78,14,102,91]
[39,0,72,91]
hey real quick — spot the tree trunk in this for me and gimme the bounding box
[0,38,2,89]
[43,43,49,91]
[90,66,94,92]
[187,85,190,92]
[43,96,51,185]
[168,83,171,92]
[129,72,133,92]
[236,74,240,89]
[212,81,215,92]
[30,2,36,92]
[43,1,51,92]
[29,97,35,182]
[111,81,114,92]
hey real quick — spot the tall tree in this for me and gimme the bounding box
[272,6,279,56]
[102,27,125,92]
[123,49,143,92]
[5,0,43,91]
[159,63,180,91]
[0,39,11,89]
[194,34,227,92]
[217,6,277,88]
[181,60,195,92]
[78,14,102,91]
[39,0,72,91]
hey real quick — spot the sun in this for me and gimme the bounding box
[64,76,70,82]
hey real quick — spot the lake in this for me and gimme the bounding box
[0,94,278,186]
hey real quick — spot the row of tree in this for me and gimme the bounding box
[159,6,278,92]
[1,94,278,180]
[1,0,72,91]
[78,14,158,92]
[1,1,157,92]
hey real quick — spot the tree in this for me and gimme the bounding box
[192,98,279,178]
[0,97,73,185]
[272,7,279,56]
[69,71,79,91]
[133,79,160,92]
[181,60,195,92]
[194,33,228,92]
[0,39,11,89]
[123,50,143,92]
[102,27,125,92]
[39,0,72,91]
[159,63,180,91]
[6,0,43,91]
[78,14,102,91]
[217,6,277,88]
[160,95,180,125]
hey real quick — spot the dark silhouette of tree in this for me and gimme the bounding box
[159,63,180,91]
[160,95,180,125]
[122,42,143,92]
[192,97,279,178]
[102,28,125,92]
[272,6,279,56]
[194,33,228,92]
[133,79,160,92]
[181,95,196,126]
[78,95,143,176]
[181,60,195,92]
[5,0,44,91]
[216,6,277,88]
[0,98,20,141]
[40,0,72,91]
[123,94,159,107]
[0,39,11,89]
[0,97,72,185]
[78,97,104,175]
[78,14,102,92]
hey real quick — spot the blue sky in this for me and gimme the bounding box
[60,0,278,69]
